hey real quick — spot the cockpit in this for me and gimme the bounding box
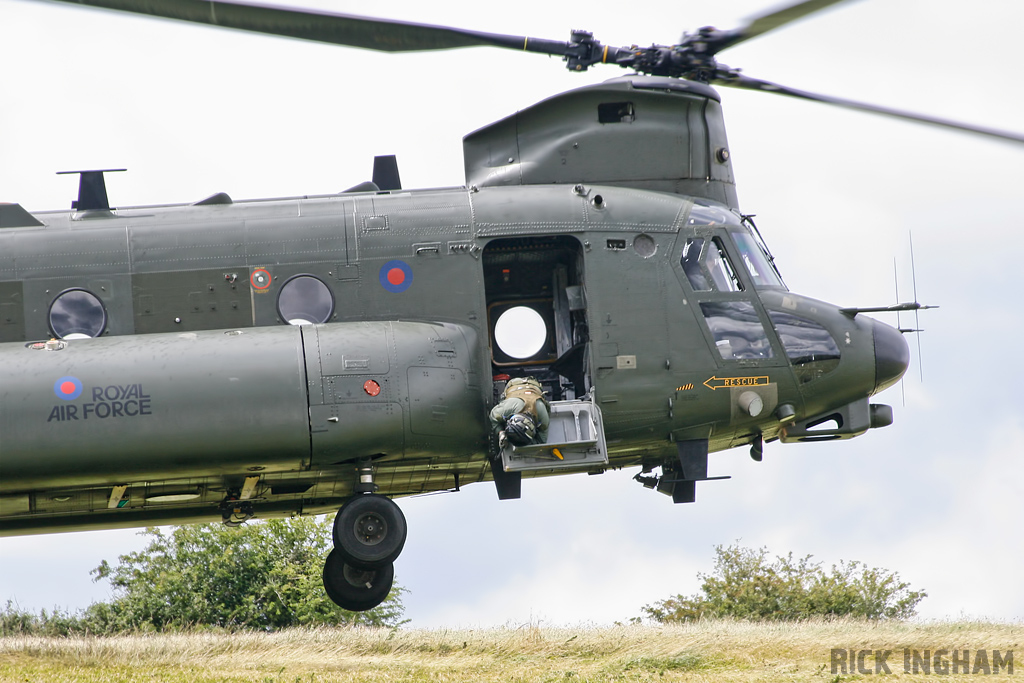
[681,203,840,381]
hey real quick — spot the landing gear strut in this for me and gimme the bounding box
[321,463,408,612]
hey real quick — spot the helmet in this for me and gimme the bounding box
[504,412,537,446]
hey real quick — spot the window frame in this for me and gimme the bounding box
[673,228,787,368]
[276,273,336,326]
[48,287,108,339]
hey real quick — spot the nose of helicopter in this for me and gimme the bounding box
[872,320,910,393]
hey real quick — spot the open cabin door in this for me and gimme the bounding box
[500,399,608,472]
[482,236,608,473]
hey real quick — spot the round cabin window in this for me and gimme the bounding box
[493,306,548,359]
[277,275,335,325]
[48,289,107,339]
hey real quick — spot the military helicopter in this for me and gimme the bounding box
[1,0,1020,613]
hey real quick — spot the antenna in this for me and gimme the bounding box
[56,168,126,212]
[910,232,924,382]
[887,232,935,392]
[893,258,906,406]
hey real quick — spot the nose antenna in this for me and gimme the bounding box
[893,258,906,406]
[842,232,937,320]
[909,233,925,382]
[893,232,932,388]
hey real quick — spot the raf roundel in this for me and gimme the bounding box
[379,260,413,293]
[54,376,83,401]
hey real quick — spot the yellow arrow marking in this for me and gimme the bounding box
[703,375,769,390]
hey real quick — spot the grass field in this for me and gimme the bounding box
[0,619,1019,682]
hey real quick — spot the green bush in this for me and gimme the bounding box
[1,516,405,635]
[642,543,926,622]
[0,601,121,637]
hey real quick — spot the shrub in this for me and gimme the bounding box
[1,516,405,634]
[642,543,925,622]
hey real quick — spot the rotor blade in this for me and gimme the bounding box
[44,0,571,55]
[714,72,1024,145]
[697,0,857,54]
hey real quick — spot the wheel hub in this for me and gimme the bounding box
[354,512,387,546]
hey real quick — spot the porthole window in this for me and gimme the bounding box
[494,306,548,359]
[277,275,335,325]
[48,288,107,339]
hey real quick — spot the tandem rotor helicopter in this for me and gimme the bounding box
[1,0,1021,613]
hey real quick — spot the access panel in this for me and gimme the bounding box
[304,321,485,465]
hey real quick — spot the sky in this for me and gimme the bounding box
[1,0,1022,627]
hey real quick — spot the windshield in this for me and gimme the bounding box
[730,228,784,289]
[700,301,774,360]
[687,202,742,227]
[767,309,841,383]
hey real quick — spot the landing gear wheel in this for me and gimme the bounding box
[333,493,407,569]
[322,549,395,612]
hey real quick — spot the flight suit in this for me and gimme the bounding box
[488,377,550,444]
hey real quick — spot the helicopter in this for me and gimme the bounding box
[1,0,1021,615]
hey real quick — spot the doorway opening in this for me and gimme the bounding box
[482,236,589,401]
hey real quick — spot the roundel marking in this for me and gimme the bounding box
[251,268,272,290]
[54,376,83,401]
[379,260,413,293]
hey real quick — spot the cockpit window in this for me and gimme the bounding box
[731,229,784,288]
[700,301,774,360]
[687,202,742,226]
[768,310,840,382]
[680,238,710,290]
[680,237,742,292]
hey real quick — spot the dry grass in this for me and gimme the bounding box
[0,619,1020,682]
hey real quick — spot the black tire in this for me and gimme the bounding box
[322,549,395,612]
[332,493,407,569]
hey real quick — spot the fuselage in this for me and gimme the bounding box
[0,182,905,534]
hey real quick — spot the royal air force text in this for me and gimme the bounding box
[47,384,153,422]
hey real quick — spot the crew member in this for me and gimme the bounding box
[489,376,550,447]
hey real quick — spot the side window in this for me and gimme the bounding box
[680,237,742,292]
[680,238,710,290]
[487,300,557,366]
[493,305,548,360]
[277,275,335,325]
[700,301,774,360]
[48,288,107,339]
